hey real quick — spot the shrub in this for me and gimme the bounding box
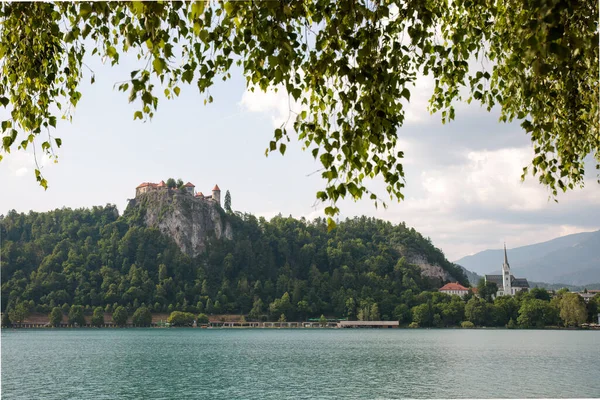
[167,311,196,326]
[91,307,104,327]
[408,322,419,328]
[196,313,209,324]
[112,306,128,327]
[132,307,152,327]
[507,318,517,329]
[461,321,475,329]
[49,307,63,327]
[68,305,86,326]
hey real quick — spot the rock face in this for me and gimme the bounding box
[126,190,232,257]
[407,254,454,282]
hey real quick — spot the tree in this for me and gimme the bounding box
[49,308,64,327]
[132,307,152,327]
[530,288,551,302]
[517,299,555,328]
[369,303,380,321]
[167,311,195,326]
[8,303,29,324]
[2,3,595,218]
[1,312,11,328]
[465,297,489,327]
[68,305,86,326]
[439,299,465,327]
[319,314,327,327]
[224,190,232,213]
[587,294,600,323]
[559,293,587,327]
[477,279,498,303]
[91,307,104,327]
[197,313,209,324]
[158,264,168,281]
[166,178,176,189]
[206,299,214,314]
[412,303,433,327]
[112,306,128,327]
[249,298,264,320]
[461,321,475,329]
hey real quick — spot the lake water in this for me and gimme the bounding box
[2,329,599,399]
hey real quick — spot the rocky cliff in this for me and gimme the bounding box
[407,254,454,282]
[125,190,233,257]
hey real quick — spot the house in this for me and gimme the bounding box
[439,282,470,297]
[578,292,596,304]
[484,244,529,297]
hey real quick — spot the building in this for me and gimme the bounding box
[578,292,596,304]
[135,180,221,205]
[337,321,399,328]
[183,182,195,195]
[439,282,470,297]
[484,244,529,297]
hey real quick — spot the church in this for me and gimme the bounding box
[484,244,529,297]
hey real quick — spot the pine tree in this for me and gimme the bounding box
[224,190,232,213]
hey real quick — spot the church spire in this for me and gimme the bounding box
[504,242,508,265]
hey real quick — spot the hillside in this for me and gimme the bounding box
[0,197,468,321]
[455,230,600,285]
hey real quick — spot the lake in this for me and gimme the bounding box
[1,329,599,399]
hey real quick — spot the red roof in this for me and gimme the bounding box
[195,192,204,197]
[184,182,195,187]
[157,180,166,187]
[439,282,469,292]
[213,184,220,191]
[136,182,158,189]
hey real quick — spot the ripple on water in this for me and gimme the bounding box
[2,329,599,399]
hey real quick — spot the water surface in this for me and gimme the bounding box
[2,329,599,399]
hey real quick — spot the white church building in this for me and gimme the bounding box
[484,244,529,297]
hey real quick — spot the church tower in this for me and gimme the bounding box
[501,243,512,296]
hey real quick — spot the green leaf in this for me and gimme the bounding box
[134,111,143,120]
[153,58,166,74]
[191,1,205,18]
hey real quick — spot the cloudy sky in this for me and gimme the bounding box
[1,53,599,261]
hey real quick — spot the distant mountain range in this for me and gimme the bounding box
[454,230,600,286]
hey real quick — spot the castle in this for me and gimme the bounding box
[135,181,221,204]
[484,244,529,297]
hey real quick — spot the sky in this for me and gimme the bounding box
[1,53,599,261]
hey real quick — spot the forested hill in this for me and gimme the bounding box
[0,205,467,321]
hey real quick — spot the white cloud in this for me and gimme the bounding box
[15,167,28,177]
[240,86,292,128]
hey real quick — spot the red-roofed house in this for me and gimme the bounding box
[439,282,470,297]
[183,182,195,195]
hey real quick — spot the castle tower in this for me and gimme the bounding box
[212,184,221,205]
[501,243,512,296]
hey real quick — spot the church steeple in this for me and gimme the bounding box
[502,242,512,296]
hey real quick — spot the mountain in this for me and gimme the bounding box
[455,230,600,285]
[0,195,468,320]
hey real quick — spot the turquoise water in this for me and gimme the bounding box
[2,329,599,399]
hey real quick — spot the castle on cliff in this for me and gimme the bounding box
[135,181,221,204]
